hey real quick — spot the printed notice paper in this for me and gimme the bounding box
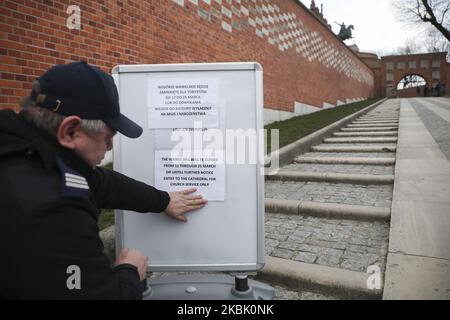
[154,150,225,201]
[148,78,219,129]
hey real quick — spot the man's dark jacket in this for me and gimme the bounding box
[0,110,170,299]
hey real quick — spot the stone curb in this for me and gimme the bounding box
[265,98,388,169]
[256,256,382,299]
[265,198,391,221]
[311,145,396,153]
[268,171,394,185]
[294,156,396,166]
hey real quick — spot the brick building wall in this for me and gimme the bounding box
[397,85,425,98]
[357,52,382,98]
[380,52,448,98]
[447,63,450,95]
[1,0,374,115]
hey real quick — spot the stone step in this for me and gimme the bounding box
[257,256,382,299]
[333,131,398,137]
[282,162,394,175]
[357,120,398,123]
[361,114,398,117]
[356,120,398,124]
[324,137,398,144]
[351,120,399,124]
[355,118,399,121]
[357,115,399,118]
[357,119,398,123]
[268,171,394,185]
[360,114,399,116]
[311,145,396,153]
[347,123,399,128]
[357,115,399,121]
[294,156,396,166]
[265,198,391,221]
[301,151,396,159]
[352,121,399,125]
[351,124,398,128]
[357,116,399,121]
[266,179,393,208]
[341,127,398,132]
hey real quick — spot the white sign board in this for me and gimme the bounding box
[112,63,264,272]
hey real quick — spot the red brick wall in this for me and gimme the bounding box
[446,63,450,96]
[1,0,374,113]
[381,52,448,97]
[397,85,425,98]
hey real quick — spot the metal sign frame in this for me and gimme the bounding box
[112,62,265,272]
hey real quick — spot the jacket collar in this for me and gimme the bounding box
[0,110,95,178]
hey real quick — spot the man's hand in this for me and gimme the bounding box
[114,248,148,281]
[165,188,208,223]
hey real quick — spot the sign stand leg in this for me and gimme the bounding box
[142,273,274,300]
[235,274,249,292]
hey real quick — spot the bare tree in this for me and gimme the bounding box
[394,0,450,41]
[398,74,427,89]
[396,38,420,55]
[425,27,449,55]
[425,27,450,61]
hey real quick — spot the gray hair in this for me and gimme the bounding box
[20,97,108,136]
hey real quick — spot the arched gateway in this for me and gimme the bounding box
[356,51,449,98]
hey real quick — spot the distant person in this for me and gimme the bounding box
[0,62,208,299]
[416,86,421,96]
[436,82,442,97]
[424,85,428,97]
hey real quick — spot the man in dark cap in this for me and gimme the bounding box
[0,62,207,299]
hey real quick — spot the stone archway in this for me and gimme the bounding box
[379,52,448,98]
[396,74,428,97]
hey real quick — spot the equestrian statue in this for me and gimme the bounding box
[335,22,354,41]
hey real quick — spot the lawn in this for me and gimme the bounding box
[98,209,115,231]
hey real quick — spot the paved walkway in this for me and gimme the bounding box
[383,98,450,300]
[408,98,450,160]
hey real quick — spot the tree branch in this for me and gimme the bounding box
[438,2,450,25]
[420,0,450,41]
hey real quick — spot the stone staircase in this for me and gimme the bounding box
[258,99,400,299]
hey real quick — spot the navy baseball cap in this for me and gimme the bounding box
[30,61,142,138]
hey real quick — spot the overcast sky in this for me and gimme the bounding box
[298,0,429,57]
